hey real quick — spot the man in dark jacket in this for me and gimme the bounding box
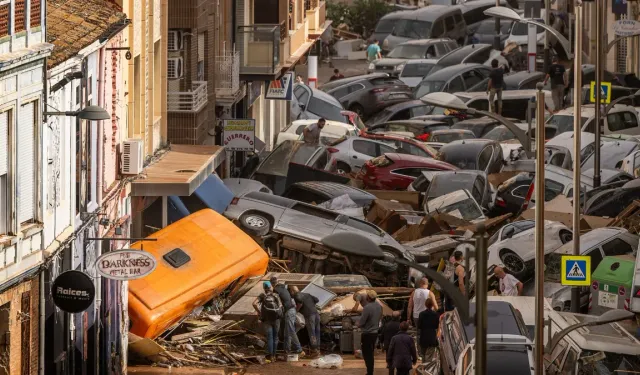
[271,276,304,356]
[291,286,321,356]
[386,321,417,375]
[417,298,440,362]
[380,311,402,375]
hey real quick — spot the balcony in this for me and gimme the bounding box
[306,0,329,38]
[215,51,243,104]
[237,23,283,79]
[167,81,208,113]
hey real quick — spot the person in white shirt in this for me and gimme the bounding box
[494,266,523,296]
[302,118,325,146]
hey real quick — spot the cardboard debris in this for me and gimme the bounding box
[402,235,461,265]
[365,199,414,233]
[487,171,522,187]
[129,333,165,359]
[519,195,613,230]
[458,213,512,234]
[609,200,640,234]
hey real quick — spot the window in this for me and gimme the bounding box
[588,249,603,273]
[0,111,8,234]
[394,20,433,38]
[343,218,381,235]
[511,184,530,198]
[462,70,484,90]
[294,125,306,135]
[284,187,328,204]
[608,111,639,132]
[392,168,428,177]
[379,144,396,154]
[311,150,329,169]
[306,97,344,122]
[477,147,492,171]
[353,140,377,157]
[291,203,338,221]
[75,85,81,105]
[178,194,207,213]
[502,99,532,121]
[548,338,569,372]
[17,102,36,224]
[468,99,489,111]
[465,49,492,64]
[0,3,9,37]
[601,238,634,256]
[30,0,40,27]
[463,7,490,26]
[431,20,444,37]
[454,13,463,24]
[445,16,455,32]
[331,86,350,99]
[544,179,564,201]
[447,76,464,93]
[389,109,411,121]
[472,177,484,203]
[410,105,430,117]
[401,63,435,78]
[434,43,447,56]
[14,0,25,32]
[461,348,472,374]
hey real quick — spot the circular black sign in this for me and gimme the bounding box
[51,270,95,313]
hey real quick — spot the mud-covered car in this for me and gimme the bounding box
[223,191,415,285]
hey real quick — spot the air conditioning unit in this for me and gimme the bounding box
[168,30,183,51]
[121,139,144,175]
[167,57,183,79]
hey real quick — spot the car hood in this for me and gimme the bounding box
[374,58,410,67]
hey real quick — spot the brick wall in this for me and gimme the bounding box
[0,277,39,375]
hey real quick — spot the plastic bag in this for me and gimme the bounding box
[310,354,344,369]
[295,312,306,331]
[331,304,345,317]
[317,195,364,219]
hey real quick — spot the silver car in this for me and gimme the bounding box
[329,136,398,174]
[223,191,414,283]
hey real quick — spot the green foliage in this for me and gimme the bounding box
[327,0,392,38]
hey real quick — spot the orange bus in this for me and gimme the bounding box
[128,209,269,338]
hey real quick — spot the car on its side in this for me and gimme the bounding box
[365,100,435,126]
[487,220,572,280]
[275,119,359,146]
[369,39,458,75]
[323,75,413,119]
[435,139,504,174]
[356,153,458,190]
[291,83,347,122]
[223,191,415,285]
[282,181,376,208]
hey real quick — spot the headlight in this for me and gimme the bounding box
[368,63,375,70]
[396,63,406,72]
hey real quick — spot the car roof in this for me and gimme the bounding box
[454,117,502,126]
[385,152,455,168]
[399,4,456,20]
[295,83,343,106]
[384,119,448,126]
[504,71,545,84]
[456,89,548,100]
[442,139,497,150]
[379,9,413,20]
[423,63,487,81]
[398,38,453,46]
[464,301,525,339]
[436,44,492,65]
[320,73,389,91]
[404,58,439,65]
[289,181,375,201]
[431,129,475,135]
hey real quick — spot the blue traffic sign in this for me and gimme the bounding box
[561,255,591,286]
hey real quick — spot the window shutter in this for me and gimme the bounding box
[0,4,8,37]
[17,102,34,223]
[14,0,26,32]
[0,112,7,176]
[30,0,41,28]
[198,33,205,62]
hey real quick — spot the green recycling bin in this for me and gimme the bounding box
[590,255,635,315]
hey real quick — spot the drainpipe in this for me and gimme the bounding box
[95,45,106,375]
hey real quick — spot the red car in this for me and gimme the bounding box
[360,133,439,159]
[357,153,458,190]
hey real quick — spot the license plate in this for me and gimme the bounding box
[389,94,407,99]
[598,291,619,309]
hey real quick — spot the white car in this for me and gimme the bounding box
[504,18,545,47]
[275,120,359,146]
[329,136,398,173]
[425,189,486,223]
[487,220,572,280]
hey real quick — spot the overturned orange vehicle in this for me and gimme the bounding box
[128,209,269,338]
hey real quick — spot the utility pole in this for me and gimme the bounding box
[534,83,546,373]
[593,0,603,188]
[571,1,583,313]
[475,226,488,375]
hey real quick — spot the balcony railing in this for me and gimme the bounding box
[167,81,208,112]
[237,24,281,75]
[215,52,240,96]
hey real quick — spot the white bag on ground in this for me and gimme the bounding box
[310,354,344,369]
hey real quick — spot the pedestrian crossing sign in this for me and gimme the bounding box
[589,81,612,104]
[561,255,591,286]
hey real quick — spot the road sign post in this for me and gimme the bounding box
[590,81,612,104]
[561,255,592,286]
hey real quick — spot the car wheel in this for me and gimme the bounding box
[499,249,526,278]
[238,212,271,237]
[349,104,365,119]
[336,162,351,175]
[559,230,573,244]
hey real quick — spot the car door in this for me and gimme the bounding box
[279,203,339,241]
[446,76,465,93]
[605,110,640,135]
[350,139,379,170]
[292,85,311,119]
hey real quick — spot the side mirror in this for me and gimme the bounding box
[504,226,515,239]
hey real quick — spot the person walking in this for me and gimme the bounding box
[407,278,438,352]
[270,277,304,357]
[544,56,567,112]
[291,286,321,356]
[367,40,382,63]
[487,59,505,115]
[358,290,383,375]
[494,266,524,296]
[252,281,283,361]
[417,299,440,362]
[386,322,418,375]
[302,118,325,146]
[381,311,402,375]
[329,68,345,81]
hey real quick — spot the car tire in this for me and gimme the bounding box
[336,162,351,175]
[499,249,526,279]
[559,230,573,244]
[238,212,271,237]
[349,104,365,119]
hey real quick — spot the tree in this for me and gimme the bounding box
[327,0,392,39]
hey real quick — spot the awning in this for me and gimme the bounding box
[131,145,226,197]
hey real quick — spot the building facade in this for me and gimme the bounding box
[0,0,51,372]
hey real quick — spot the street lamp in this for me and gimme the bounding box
[44,105,111,121]
[420,92,533,157]
[483,7,572,61]
[546,309,634,355]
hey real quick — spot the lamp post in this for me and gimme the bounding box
[546,309,634,355]
[44,105,111,120]
[420,92,533,157]
[571,1,583,314]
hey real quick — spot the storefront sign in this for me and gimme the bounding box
[265,72,294,101]
[223,119,256,151]
[96,249,157,281]
[613,19,640,36]
[51,270,96,313]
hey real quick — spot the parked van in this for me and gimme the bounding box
[128,209,269,338]
[385,6,467,51]
[371,10,413,53]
